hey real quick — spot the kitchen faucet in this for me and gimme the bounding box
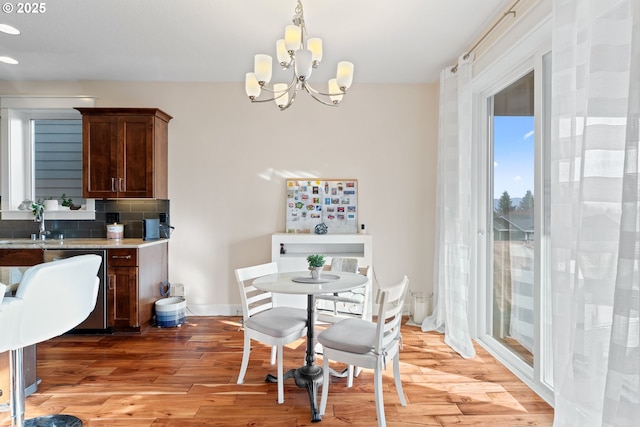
[34,204,50,240]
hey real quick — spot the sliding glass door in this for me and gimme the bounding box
[475,49,553,403]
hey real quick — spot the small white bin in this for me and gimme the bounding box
[155,297,186,327]
[411,292,432,324]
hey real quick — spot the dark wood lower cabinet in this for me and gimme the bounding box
[1,242,168,333]
[107,264,138,330]
[1,240,168,408]
[107,242,168,332]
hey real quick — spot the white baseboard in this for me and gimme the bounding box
[185,304,242,316]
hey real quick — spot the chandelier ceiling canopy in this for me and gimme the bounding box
[244,0,354,111]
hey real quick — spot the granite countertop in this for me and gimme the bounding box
[0,238,169,249]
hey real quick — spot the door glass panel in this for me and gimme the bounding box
[491,71,535,366]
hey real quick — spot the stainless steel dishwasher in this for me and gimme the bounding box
[43,249,108,331]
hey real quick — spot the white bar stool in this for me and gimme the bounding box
[0,255,101,427]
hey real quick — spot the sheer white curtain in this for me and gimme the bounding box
[551,0,640,425]
[421,55,476,359]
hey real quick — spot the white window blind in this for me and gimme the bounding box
[33,119,83,203]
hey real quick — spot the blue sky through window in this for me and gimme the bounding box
[493,115,535,201]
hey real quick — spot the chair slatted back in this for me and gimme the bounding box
[358,265,372,320]
[374,276,409,354]
[235,262,278,321]
[358,266,371,277]
[330,257,358,273]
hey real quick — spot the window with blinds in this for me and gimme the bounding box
[33,119,83,203]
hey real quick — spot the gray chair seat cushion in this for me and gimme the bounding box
[246,307,307,337]
[318,318,375,354]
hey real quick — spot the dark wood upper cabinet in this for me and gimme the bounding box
[76,108,172,199]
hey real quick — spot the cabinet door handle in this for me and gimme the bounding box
[111,177,116,192]
[111,255,132,260]
[108,275,114,291]
[119,178,124,192]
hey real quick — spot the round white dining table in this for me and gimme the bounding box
[253,270,367,423]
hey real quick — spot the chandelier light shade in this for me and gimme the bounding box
[245,73,261,98]
[254,54,273,83]
[244,0,354,110]
[284,25,302,51]
[336,61,354,90]
[274,83,289,108]
[328,79,343,104]
[307,38,323,63]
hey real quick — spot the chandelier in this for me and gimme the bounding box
[244,0,354,111]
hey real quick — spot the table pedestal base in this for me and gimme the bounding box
[266,364,323,422]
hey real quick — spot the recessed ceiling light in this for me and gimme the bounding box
[0,56,18,64]
[0,24,20,35]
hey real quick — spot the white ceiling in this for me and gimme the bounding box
[0,0,511,84]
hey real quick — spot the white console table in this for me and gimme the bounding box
[270,233,373,317]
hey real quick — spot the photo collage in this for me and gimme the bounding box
[285,179,358,234]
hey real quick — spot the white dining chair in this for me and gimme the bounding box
[315,257,372,386]
[235,261,308,404]
[316,258,372,323]
[318,275,409,427]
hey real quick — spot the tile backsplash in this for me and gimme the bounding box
[0,199,170,239]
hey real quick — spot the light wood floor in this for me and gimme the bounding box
[1,317,553,426]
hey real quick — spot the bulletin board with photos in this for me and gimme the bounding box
[285,179,358,234]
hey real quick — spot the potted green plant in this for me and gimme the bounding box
[60,193,72,210]
[60,193,81,210]
[306,254,325,279]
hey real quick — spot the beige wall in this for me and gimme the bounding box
[0,80,439,314]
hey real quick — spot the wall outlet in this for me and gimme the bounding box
[159,212,168,223]
[106,212,120,224]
